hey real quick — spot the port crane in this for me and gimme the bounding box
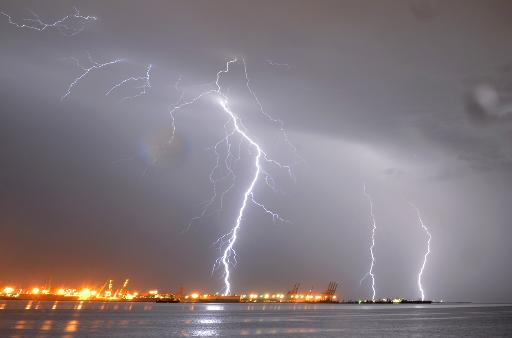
[96,279,113,298]
[114,279,129,298]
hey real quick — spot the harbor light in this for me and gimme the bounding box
[3,287,14,295]
[78,288,92,300]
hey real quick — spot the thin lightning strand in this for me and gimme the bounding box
[266,60,292,70]
[242,58,302,173]
[106,64,152,101]
[168,75,185,151]
[108,64,154,177]
[62,53,123,101]
[362,183,377,302]
[1,7,96,36]
[410,203,432,301]
[169,58,294,295]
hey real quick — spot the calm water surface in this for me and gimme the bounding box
[0,300,511,337]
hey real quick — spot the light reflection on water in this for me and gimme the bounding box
[40,320,52,331]
[198,318,221,324]
[0,301,511,337]
[190,329,218,337]
[206,304,223,311]
[14,320,26,330]
[64,320,78,332]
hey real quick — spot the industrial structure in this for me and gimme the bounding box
[0,280,340,303]
[0,279,431,304]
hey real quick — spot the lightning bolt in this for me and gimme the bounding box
[106,64,152,101]
[62,52,123,101]
[361,183,377,302]
[1,7,96,36]
[410,202,432,301]
[216,98,263,296]
[1,8,115,102]
[169,57,295,295]
[4,5,296,296]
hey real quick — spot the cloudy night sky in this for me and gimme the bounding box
[0,0,511,302]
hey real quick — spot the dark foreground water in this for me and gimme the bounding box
[0,301,511,337]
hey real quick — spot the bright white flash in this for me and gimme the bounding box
[1,7,96,36]
[169,58,295,295]
[106,64,152,101]
[217,99,262,296]
[361,183,377,301]
[62,53,123,101]
[410,203,432,301]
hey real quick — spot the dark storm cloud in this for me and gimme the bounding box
[0,0,511,302]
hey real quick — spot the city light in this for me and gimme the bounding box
[0,280,342,304]
[2,287,14,295]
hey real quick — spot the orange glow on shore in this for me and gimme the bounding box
[0,279,161,302]
[182,292,337,303]
[0,280,339,303]
[3,287,15,295]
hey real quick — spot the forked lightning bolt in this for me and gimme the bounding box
[62,53,123,101]
[4,5,295,298]
[410,203,432,301]
[361,183,377,301]
[1,7,96,36]
[169,57,295,295]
